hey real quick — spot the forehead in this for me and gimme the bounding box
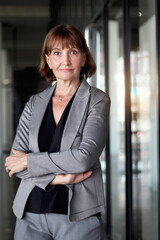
[52,41,78,49]
[48,35,83,52]
[52,43,78,50]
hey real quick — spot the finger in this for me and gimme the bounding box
[72,171,92,184]
[5,167,10,173]
[9,170,14,178]
[5,156,11,163]
[5,160,13,168]
[83,171,92,180]
[5,157,12,164]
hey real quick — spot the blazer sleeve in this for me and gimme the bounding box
[11,95,56,190]
[11,96,33,180]
[27,94,110,177]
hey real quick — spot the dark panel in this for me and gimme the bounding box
[123,0,133,239]
[156,0,160,239]
[103,4,112,237]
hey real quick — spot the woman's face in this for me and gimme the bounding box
[45,44,86,83]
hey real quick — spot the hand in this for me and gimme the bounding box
[5,149,27,178]
[50,171,92,185]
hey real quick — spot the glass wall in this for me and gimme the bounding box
[130,0,158,239]
[108,1,126,239]
[107,0,158,239]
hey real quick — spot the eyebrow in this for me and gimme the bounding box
[52,48,61,50]
[52,46,79,50]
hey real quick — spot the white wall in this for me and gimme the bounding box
[0,21,15,240]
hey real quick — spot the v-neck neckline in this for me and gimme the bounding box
[51,91,77,127]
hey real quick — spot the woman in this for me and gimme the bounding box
[5,24,110,240]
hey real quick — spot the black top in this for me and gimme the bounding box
[25,93,75,214]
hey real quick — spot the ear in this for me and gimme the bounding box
[45,54,51,69]
[82,52,86,67]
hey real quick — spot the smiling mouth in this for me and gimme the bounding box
[60,69,73,72]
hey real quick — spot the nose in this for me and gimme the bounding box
[62,53,71,65]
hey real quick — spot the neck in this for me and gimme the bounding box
[54,79,81,97]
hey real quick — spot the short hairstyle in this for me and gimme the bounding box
[39,24,96,82]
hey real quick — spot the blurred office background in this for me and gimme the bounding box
[0,0,160,239]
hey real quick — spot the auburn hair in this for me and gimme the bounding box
[39,24,96,82]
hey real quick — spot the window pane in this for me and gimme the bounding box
[130,0,158,239]
[108,1,126,239]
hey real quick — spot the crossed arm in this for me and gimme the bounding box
[5,93,110,187]
[5,149,92,185]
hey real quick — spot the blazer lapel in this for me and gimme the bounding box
[61,80,90,150]
[29,80,91,152]
[29,84,56,152]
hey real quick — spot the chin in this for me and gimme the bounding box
[57,76,78,82]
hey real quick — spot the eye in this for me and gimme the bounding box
[71,50,79,55]
[53,51,60,56]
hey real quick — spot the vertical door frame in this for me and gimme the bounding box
[156,0,160,239]
[123,0,133,239]
[103,3,111,237]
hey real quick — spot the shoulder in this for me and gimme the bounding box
[36,85,54,98]
[27,85,54,108]
[82,80,110,103]
[89,84,110,107]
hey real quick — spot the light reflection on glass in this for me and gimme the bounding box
[130,4,158,237]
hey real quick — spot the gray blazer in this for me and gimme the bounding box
[12,80,110,221]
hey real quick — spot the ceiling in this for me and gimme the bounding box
[0,0,51,69]
[0,0,106,70]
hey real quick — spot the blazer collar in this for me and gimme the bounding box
[29,84,56,152]
[29,80,90,152]
[38,80,90,100]
[61,80,90,150]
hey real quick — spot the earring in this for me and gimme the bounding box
[53,74,57,81]
[80,67,86,80]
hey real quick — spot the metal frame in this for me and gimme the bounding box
[156,0,160,239]
[103,3,112,237]
[123,0,133,239]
